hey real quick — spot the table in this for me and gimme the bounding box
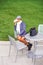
[25,33,43,47]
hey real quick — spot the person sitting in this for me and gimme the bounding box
[14,16,32,50]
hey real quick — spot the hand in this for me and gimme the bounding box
[17,35,21,39]
[14,19,18,25]
[22,37,25,39]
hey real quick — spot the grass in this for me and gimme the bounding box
[0,0,43,40]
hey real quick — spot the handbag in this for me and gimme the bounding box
[30,27,37,36]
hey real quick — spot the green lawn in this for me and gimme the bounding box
[0,0,43,40]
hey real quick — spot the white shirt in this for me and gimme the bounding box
[16,20,22,34]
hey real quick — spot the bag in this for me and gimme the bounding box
[30,27,37,36]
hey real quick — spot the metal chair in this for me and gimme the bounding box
[8,35,27,62]
[38,24,43,34]
[32,42,43,65]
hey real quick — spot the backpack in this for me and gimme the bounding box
[30,27,37,36]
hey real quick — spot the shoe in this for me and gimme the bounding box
[27,43,32,51]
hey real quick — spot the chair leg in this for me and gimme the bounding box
[22,49,24,54]
[9,44,11,56]
[32,52,34,62]
[15,51,18,62]
[33,56,36,65]
[32,56,33,62]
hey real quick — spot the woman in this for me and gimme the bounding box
[14,16,32,50]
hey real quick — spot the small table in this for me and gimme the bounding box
[25,33,43,47]
[25,33,43,58]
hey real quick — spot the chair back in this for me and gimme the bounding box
[8,35,15,44]
[38,24,43,34]
[8,35,17,50]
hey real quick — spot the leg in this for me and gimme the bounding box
[17,36,32,50]
[17,36,28,45]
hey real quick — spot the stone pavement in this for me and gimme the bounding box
[0,41,43,65]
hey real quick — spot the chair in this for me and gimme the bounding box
[32,43,43,65]
[8,35,27,62]
[38,24,43,34]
